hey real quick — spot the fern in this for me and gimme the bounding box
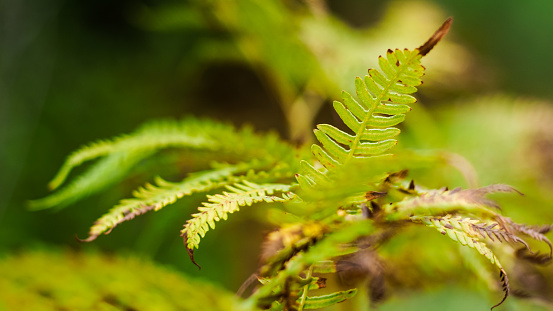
[498,216,553,258]
[33,117,298,210]
[32,17,553,311]
[80,159,293,242]
[411,215,510,309]
[47,119,217,191]
[182,181,295,251]
[0,249,248,311]
[29,150,151,210]
[297,18,452,195]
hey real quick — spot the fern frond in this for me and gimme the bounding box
[471,221,531,250]
[303,47,423,175]
[412,216,502,267]
[386,184,520,221]
[36,117,298,209]
[79,162,258,241]
[498,216,553,257]
[48,119,216,190]
[298,50,432,196]
[49,118,299,190]
[296,18,453,197]
[29,150,151,210]
[181,181,295,251]
[80,159,296,242]
[411,215,509,309]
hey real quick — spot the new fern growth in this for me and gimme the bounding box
[33,18,553,310]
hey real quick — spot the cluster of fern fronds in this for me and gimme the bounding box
[32,18,553,310]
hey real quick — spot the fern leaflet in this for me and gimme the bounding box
[36,117,299,210]
[29,150,152,210]
[79,159,294,242]
[48,119,216,190]
[297,18,453,195]
[181,181,295,251]
[298,48,422,193]
[411,215,509,309]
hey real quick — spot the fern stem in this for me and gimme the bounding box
[297,265,314,311]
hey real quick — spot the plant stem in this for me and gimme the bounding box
[297,265,314,311]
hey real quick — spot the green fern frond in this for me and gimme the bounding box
[0,249,248,311]
[182,181,295,251]
[412,215,510,309]
[29,150,152,210]
[297,48,424,193]
[48,119,217,190]
[412,215,503,267]
[34,117,298,209]
[297,18,453,196]
[80,160,296,242]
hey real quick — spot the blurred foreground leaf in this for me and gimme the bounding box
[0,249,249,311]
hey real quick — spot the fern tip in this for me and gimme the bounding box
[182,233,202,270]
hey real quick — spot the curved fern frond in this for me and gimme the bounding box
[48,119,216,190]
[411,215,509,309]
[181,181,295,251]
[298,18,453,195]
[29,150,152,210]
[34,117,299,209]
[80,160,296,242]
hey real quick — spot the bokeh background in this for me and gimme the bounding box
[1,0,553,310]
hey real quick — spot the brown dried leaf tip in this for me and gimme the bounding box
[418,17,453,56]
[183,233,201,270]
[491,268,510,310]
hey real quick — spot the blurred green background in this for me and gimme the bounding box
[1,0,553,310]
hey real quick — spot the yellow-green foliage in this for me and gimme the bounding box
[296,46,424,197]
[0,249,246,311]
[182,181,296,250]
[31,18,553,311]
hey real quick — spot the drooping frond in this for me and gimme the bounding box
[386,184,521,221]
[79,159,295,242]
[29,150,151,210]
[181,181,295,251]
[47,119,216,190]
[33,117,299,209]
[411,215,509,309]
